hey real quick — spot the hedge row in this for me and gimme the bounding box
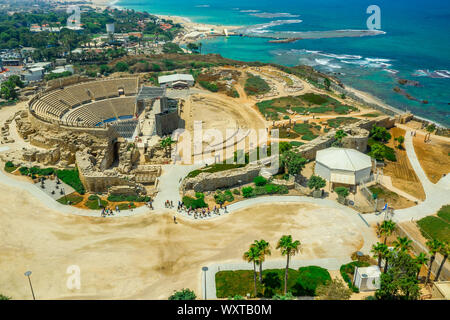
[107,194,151,202]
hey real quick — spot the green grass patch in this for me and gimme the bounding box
[417,216,450,243]
[244,74,270,96]
[289,141,305,147]
[4,161,17,173]
[326,117,359,128]
[364,113,381,117]
[85,199,108,210]
[215,268,300,298]
[437,205,450,223]
[56,169,85,195]
[117,202,137,210]
[299,93,329,105]
[56,193,84,205]
[301,133,319,141]
[107,194,150,202]
[186,163,245,178]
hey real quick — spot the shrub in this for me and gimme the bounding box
[182,195,207,209]
[263,272,282,298]
[242,186,255,198]
[292,266,331,296]
[107,194,150,202]
[199,80,218,92]
[253,176,267,186]
[307,175,326,190]
[5,161,14,168]
[114,61,129,72]
[335,186,349,199]
[88,194,99,201]
[214,190,234,204]
[232,189,240,195]
[169,288,196,300]
[244,74,270,96]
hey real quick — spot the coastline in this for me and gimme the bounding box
[86,0,445,127]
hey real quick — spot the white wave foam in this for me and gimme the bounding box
[195,5,210,8]
[247,19,303,33]
[414,69,450,79]
[240,9,260,13]
[249,12,300,18]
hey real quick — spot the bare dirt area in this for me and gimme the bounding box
[413,133,450,183]
[383,127,426,200]
[0,186,373,299]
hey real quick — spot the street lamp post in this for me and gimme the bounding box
[24,271,35,300]
[202,266,208,300]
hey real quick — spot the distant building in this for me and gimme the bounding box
[315,147,372,186]
[21,67,44,83]
[158,74,194,88]
[106,23,115,34]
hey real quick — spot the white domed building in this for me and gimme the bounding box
[315,147,373,186]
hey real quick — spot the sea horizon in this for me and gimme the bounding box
[117,0,450,127]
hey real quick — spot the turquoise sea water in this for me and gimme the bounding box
[118,0,450,127]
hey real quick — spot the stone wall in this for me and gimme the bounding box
[183,164,263,192]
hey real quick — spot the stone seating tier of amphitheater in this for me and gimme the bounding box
[29,78,139,124]
[64,97,136,127]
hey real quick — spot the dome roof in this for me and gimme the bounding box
[316,147,372,172]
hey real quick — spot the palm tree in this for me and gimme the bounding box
[371,242,388,268]
[425,239,443,284]
[253,240,271,284]
[276,235,301,294]
[414,252,429,280]
[435,242,449,281]
[378,220,396,244]
[393,236,413,252]
[383,249,393,273]
[243,245,261,297]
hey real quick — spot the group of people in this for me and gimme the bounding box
[165,200,174,208]
[101,206,120,217]
[176,201,228,219]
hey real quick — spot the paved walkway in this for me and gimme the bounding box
[202,257,351,299]
[365,131,450,223]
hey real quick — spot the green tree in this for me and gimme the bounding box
[414,252,428,280]
[187,42,200,53]
[395,135,405,149]
[168,288,196,300]
[425,239,443,284]
[277,235,301,294]
[333,129,347,147]
[371,242,389,269]
[114,61,129,72]
[324,78,331,91]
[307,175,326,191]
[243,244,261,297]
[370,125,391,142]
[375,251,421,300]
[426,124,436,133]
[393,236,412,252]
[280,150,306,176]
[262,272,281,297]
[369,142,386,161]
[316,277,352,300]
[253,239,271,283]
[160,136,175,158]
[334,186,349,202]
[435,242,449,281]
[378,220,397,245]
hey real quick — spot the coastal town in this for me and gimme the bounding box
[0,0,448,305]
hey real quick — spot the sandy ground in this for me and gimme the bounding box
[384,127,426,200]
[0,185,373,299]
[412,132,450,184]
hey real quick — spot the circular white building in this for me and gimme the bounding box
[315,147,372,186]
